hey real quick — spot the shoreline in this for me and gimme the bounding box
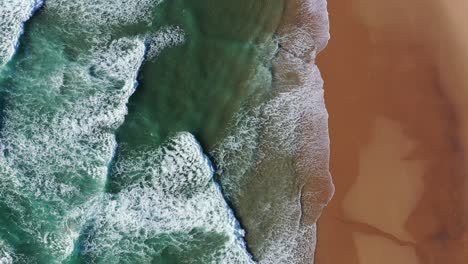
[272,0,334,262]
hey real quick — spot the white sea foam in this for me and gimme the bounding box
[0,36,146,261]
[0,3,226,263]
[0,0,190,261]
[112,133,213,196]
[0,0,43,66]
[146,26,186,59]
[78,133,254,263]
[0,240,13,264]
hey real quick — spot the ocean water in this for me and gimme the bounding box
[0,0,330,263]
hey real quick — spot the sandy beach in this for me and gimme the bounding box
[315,0,468,263]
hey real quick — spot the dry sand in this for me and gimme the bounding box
[315,0,468,263]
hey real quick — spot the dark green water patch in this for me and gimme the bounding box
[116,0,284,150]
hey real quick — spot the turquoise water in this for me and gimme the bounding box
[0,0,330,263]
[0,0,283,263]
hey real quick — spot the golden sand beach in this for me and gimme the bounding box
[315,0,468,263]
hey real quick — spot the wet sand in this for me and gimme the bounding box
[315,0,468,263]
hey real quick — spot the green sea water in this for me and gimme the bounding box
[0,0,299,263]
[117,0,284,149]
